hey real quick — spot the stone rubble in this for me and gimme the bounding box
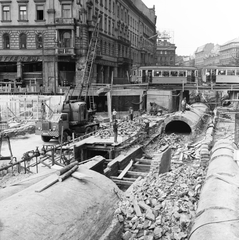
[116,164,207,240]
[114,120,212,240]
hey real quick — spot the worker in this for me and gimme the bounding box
[181,97,186,113]
[113,119,118,143]
[112,109,117,121]
[41,101,46,119]
[129,107,134,121]
[144,120,150,136]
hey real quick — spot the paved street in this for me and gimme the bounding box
[1,134,57,162]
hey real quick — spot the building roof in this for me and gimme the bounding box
[195,43,214,54]
[221,37,239,46]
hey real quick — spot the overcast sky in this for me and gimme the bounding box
[144,0,239,56]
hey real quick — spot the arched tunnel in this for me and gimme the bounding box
[164,120,191,134]
[164,103,209,135]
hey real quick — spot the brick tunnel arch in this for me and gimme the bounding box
[164,120,191,134]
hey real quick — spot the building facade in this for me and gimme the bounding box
[156,39,176,66]
[219,38,239,66]
[194,43,214,67]
[0,0,157,93]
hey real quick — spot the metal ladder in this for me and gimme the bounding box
[66,16,101,108]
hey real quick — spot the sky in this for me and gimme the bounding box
[144,0,239,56]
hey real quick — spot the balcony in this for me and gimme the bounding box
[55,18,75,27]
[117,57,132,65]
[55,47,75,56]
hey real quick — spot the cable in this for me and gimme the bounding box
[188,218,239,239]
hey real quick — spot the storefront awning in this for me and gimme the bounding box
[0,56,42,62]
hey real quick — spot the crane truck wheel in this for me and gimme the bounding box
[92,125,98,132]
[85,127,92,134]
[41,135,51,142]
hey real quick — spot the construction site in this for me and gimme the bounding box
[0,88,238,240]
[1,13,239,240]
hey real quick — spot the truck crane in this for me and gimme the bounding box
[35,16,101,143]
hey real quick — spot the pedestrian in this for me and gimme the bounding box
[113,119,118,143]
[129,107,134,121]
[112,109,117,121]
[181,97,186,113]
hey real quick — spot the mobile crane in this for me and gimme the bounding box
[35,16,101,143]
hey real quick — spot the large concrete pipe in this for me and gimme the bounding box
[189,140,239,240]
[164,102,208,134]
[0,166,121,240]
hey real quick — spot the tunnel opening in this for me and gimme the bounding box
[165,120,192,134]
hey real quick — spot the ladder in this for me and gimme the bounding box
[66,16,101,110]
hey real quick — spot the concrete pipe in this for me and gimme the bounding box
[189,139,239,240]
[0,166,121,240]
[164,102,208,134]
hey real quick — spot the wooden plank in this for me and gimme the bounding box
[111,179,133,186]
[132,198,142,217]
[35,176,58,193]
[118,170,147,177]
[111,176,136,182]
[58,165,78,182]
[117,160,133,179]
[56,161,78,176]
[72,172,92,180]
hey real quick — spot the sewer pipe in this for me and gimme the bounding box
[0,166,121,240]
[164,102,209,133]
[189,139,239,240]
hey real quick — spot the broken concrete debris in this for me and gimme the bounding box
[116,164,207,240]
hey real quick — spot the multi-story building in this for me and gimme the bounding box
[194,43,214,67]
[219,38,239,66]
[203,44,220,66]
[156,39,176,66]
[0,0,157,93]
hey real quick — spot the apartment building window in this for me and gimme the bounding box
[36,5,44,21]
[105,0,107,9]
[113,2,115,14]
[104,16,107,32]
[19,33,27,49]
[112,21,114,35]
[62,4,71,18]
[108,19,111,34]
[36,33,43,49]
[2,6,10,21]
[62,32,71,48]
[117,5,119,17]
[109,0,111,11]
[3,33,10,49]
[19,6,27,21]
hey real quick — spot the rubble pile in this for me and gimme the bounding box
[96,120,144,139]
[116,164,207,240]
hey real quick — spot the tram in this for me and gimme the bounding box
[199,66,239,85]
[131,66,198,85]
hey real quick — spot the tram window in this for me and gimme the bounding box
[139,70,142,77]
[179,71,186,76]
[218,70,226,75]
[170,71,178,76]
[133,70,136,76]
[154,71,161,76]
[236,70,239,76]
[162,71,169,77]
[227,70,235,75]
